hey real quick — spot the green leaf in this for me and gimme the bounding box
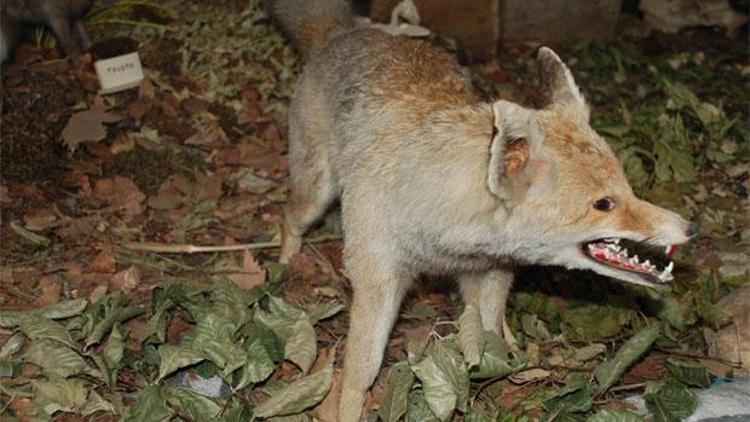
[470,331,522,379]
[144,297,174,345]
[644,379,697,422]
[37,298,89,319]
[188,312,247,375]
[92,325,126,389]
[84,306,143,349]
[243,322,285,362]
[378,361,416,422]
[92,324,126,389]
[562,305,623,340]
[33,375,88,416]
[0,332,25,359]
[265,261,290,285]
[405,390,440,422]
[16,314,77,349]
[103,323,126,366]
[664,358,710,388]
[157,345,207,381]
[458,305,484,368]
[122,385,170,422]
[594,324,660,395]
[431,339,469,412]
[256,296,316,373]
[587,409,645,422]
[235,338,276,391]
[412,303,438,319]
[306,302,344,324]
[411,351,457,421]
[24,339,89,377]
[166,387,222,420]
[253,359,334,418]
[0,298,88,328]
[544,374,591,414]
[80,390,116,416]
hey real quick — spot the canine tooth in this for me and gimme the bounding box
[659,262,674,280]
[665,246,670,254]
[632,255,639,263]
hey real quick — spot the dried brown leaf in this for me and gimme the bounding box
[61,102,121,152]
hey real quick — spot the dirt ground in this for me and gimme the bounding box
[0,1,748,420]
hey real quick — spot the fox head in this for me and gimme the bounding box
[488,47,698,287]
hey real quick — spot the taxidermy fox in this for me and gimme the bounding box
[269,0,699,420]
[0,0,93,63]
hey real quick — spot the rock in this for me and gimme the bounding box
[704,283,750,374]
[371,0,622,60]
[717,252,750,279]
[640,0,748,34]
[371,0,500,60]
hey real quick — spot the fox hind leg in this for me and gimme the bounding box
[280,99,337,263]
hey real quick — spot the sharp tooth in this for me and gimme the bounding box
[614,238,620,244]
[665,246,670,255]
[622,248,629,256]
[659,262,674,280]
[632,255,639,263]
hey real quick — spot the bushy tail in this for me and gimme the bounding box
[266,0,354,59]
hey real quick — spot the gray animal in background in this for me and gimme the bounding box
[1,0,94,63]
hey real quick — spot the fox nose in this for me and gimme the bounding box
[685,222,700,238]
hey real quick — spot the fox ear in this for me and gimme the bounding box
[488,100,541,200]
[537,47,589,119]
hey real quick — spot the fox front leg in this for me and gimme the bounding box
[458,269,514,333]
[72,19,91,51]
[46,12,81,60]
[339,257,411,422]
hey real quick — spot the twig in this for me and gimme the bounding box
[9,222,49,246]
[88,19,169,30]
[608,382,647,393]
[121,234,342,254]
[654,347,743,368]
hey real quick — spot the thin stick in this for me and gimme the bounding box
[608,382,647,393]
[121,234,342,254]
[654,346,743,368]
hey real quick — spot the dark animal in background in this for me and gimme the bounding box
[1,0,94,63]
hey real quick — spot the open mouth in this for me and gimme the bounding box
[582,238,677,284]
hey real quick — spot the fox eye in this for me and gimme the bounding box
[593,197,616,212]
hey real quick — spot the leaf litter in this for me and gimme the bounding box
[1,1,749,421]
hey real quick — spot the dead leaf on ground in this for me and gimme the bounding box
[222,249,266,290]
[311,347,340,422]
[61,101,122,152]
[184,121,229,146]
[509,368,551,384]
[110,133,136,155]
[91,243,117,274]
[110,265,142,292]
[92,176,146,221]
[23,208,59,232]
[33,276,61,307]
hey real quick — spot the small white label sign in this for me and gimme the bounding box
[94,52,144,94]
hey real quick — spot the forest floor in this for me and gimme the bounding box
[0,1,748,421]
